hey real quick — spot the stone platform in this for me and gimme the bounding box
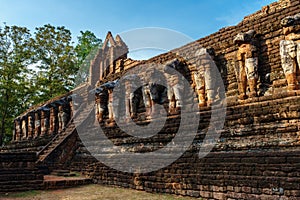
[43,175,92,190]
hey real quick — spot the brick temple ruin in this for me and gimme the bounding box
[1,0,300,199]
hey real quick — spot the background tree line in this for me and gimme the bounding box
[0,24,102,145]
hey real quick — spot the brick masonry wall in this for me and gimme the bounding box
[5,0,299,198]
[0,152,43,193]
[83,151,300,199]
[74,91,300,199]
[0,137,53,153]
[67,0,300,199]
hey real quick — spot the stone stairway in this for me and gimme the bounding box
[37,123,77,162]
[36,86,93,165]
[0,137,53,153]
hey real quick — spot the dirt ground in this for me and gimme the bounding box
[0,184,198,200]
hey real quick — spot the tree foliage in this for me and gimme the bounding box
[75,30,102,65]
[0,25,35,145]
[33,24,77,103]
[0,24,102,145]
[75,30,102,85]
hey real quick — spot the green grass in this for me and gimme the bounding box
[0,184,200,200]
[0,190,41,198]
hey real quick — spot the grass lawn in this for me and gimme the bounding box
[0,184,200,200]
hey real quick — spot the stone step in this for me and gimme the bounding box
[50,169,77,177]
[52,169,69,173]
[43,175,92,190]
[37,103,93,162]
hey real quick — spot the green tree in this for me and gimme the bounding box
[75,30,102,85]
[0,25,35,145]
[33,24,77,103]
[0,24,102,145]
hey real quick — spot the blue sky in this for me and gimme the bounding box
[0,0,276,59]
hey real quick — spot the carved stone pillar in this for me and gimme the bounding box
[233,30,258,99]
[14,119,21,141]
[34,112,40,138]
[69,100,74,118]
[280,14,300,91]
[124,75,138,121]
[107,89,115,124]
[193,47,216,107]
[142,83,153,119]
[40,111,48,136]
[105,81,119,126]
[58,105,68,132]
[95,93,102,123]
[141,67,167,120]
[49,107,56,135]
[21,117,27,140]
[27,114,34,139]
[164,59,183,114]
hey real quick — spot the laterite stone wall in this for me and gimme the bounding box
[0,152,43,193]
[68,0,300,199]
